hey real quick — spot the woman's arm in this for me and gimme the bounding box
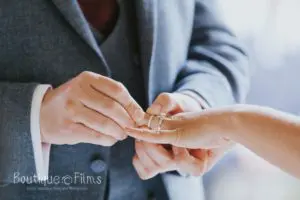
[126,105,300,178]
[226,105,300,178]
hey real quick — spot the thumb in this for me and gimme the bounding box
[147,93,178,115]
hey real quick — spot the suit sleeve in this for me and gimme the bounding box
[0,83,45,183]
[174,0,250,107]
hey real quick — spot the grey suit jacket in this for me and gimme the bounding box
[0,0,249,199]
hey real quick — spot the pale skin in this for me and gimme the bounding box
[126,105,300,179]
[40,71,145,146]
[40,71,209,179]
[133,92,211,179]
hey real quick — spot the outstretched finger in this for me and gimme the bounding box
[137,113,182,130]
[125,127,183,146]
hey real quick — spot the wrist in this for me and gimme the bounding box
[220,110,247,142]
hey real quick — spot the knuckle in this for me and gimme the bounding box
[62,119,73,129]
[60,120,74,133]
[99,118,111,128]
[65,99,78,116]
[113,81,126,96]
[65,81,79,94]
[159,93,172,102]
[78,71,98,83]
[78,89,91,102]
[87,118,100,129]
[125,101,135,113]
[104,100,118,110]
[80,71,93,78]
[102,138,117,146]
[142,169,152,180]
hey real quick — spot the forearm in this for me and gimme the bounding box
[225,105,300,178]
[0,82,52,183]
[0,82,38,182]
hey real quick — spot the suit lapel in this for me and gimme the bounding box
[51,0,157,92]
[51,0,110,75]
[135,0,158,104]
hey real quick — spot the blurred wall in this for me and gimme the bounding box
[204,1,300,200]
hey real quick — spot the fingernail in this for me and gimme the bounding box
[147,104,161,114]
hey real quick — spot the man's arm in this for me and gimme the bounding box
[0,82,40,183]
[0,71,145,183]
[174,0,250,106]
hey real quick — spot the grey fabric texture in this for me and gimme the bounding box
[0,0,249,199]
[93,1,162,199]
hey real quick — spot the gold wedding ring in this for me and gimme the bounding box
[147,115,155,129]
[146,114,167,135]
[156,115,164,134]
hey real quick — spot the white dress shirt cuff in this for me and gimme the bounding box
[30,84,52,181]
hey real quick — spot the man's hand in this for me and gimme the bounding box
[128,106,236,177]
[172,144,235,176]
[133,92,204,179]
[40,71,144,146]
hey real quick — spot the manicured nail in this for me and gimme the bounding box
[147,104,161,114]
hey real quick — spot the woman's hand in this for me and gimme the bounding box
[126,110,235,149]
[128,104,300,179]
[127,109,238,176]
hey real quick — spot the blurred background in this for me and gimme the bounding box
[203,0,300,199]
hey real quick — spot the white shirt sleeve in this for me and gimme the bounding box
[30,84,52,181]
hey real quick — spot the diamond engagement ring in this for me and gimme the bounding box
[147,115,155,129]
[146,114,167,134]
[156,115,164,134]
